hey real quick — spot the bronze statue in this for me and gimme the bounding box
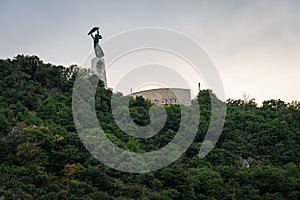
[88,27,104,58]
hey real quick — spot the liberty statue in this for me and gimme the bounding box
[88,27,105,58]
[88,27,107,87]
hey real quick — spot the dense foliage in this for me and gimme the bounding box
[0,55,299,199]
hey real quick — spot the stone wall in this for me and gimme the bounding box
[130,88,191,106]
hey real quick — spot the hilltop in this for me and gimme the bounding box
[0,55,299,199]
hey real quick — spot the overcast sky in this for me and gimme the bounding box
[1,0,300,103]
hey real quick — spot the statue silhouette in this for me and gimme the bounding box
[88,27,105,58]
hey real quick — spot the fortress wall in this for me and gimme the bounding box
[130,88,191,106]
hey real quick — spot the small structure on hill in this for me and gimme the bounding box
[130,88,191,106]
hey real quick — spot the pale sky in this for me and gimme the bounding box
[1,0,300,103]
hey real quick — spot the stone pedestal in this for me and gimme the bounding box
[91,57,107,87]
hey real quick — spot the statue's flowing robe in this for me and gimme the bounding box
[95,44,105,58]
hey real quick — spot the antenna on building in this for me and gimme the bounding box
[198,82,201,92]
[130,88,133,94]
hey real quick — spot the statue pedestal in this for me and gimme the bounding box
[91,57,107,88]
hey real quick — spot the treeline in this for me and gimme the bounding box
[0,55,299,199]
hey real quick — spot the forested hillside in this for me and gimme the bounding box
[0,55,299,199]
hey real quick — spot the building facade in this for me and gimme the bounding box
[130,88,191,106]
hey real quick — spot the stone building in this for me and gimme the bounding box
[130,88,191,106]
